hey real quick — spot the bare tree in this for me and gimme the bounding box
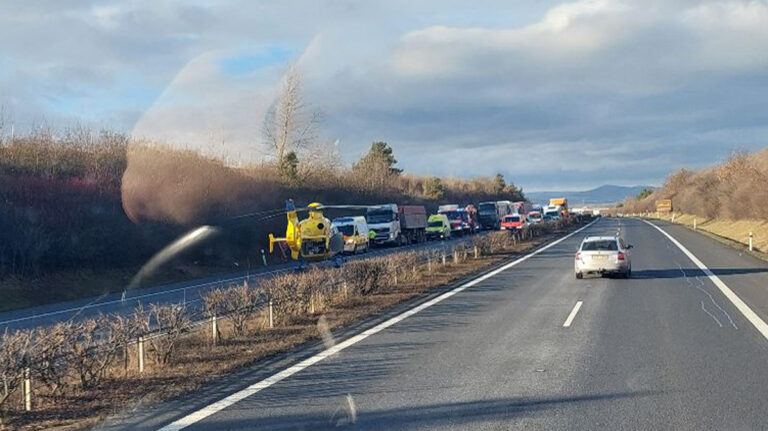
[262,67,321,172]
[222,283,261,337]
[35,322,75,398]
[146,303,191,365]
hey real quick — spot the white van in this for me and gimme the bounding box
[331,216,370,253]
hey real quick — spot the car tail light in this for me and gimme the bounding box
[617,252,625,261]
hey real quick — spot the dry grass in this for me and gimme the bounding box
[650,212,768,253]
[1,220,581,430]
[622,147,768,220]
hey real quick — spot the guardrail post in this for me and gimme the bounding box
[261,249,267,266]
[309,295,315,314]
[671,214,676,223]
[268,299,274,328]
[23,367,31,411]
[441,251,446,266]
[427,255,432,273]
[749,232,754,251]
[453,250,459,264]
[693,218,697,230]
[137,336,145,373]
[474,246,479,259]
[211,315,218,345]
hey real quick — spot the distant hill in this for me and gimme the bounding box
[526,185,654,206]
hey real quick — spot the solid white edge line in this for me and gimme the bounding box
[157,219,599,431]
[642,219,768,341]
[563,301,583,328]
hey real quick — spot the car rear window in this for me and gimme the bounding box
[581,240,618,251]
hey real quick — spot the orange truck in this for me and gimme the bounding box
[549,197,569,217]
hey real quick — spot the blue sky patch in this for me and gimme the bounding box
[220,46,294,76]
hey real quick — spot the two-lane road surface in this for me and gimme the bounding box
[103,217,768,430]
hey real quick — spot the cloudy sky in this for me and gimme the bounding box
[1,0,767,191]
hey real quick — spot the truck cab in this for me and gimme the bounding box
[438,204,469,236]
[366,204,427,245]
[501,213,526,230]
[426,214,451,240]
[478,201,501,230]
[366,204,400,245]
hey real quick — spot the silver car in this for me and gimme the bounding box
[574,235,632,279]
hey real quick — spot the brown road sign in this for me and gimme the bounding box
[656,199,673,213]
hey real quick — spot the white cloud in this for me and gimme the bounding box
[2,0,768,190]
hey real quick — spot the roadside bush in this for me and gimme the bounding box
[34,322,75,398]
[137,303,191,365]
[216,283,262,337]
[341,258,389,295]
[67,314,138,389]
[0,329,33,421]
[383,251,423,285]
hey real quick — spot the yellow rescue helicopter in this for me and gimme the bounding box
[268,200,346,262]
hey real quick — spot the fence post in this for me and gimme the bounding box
[23,367,31,412]
[343,281,349,299]
[453,250,459,264]
[211,315,218,345]
[474,246,479,259]
[137,336,145,373]
[749,232,754,251]
[269,299,274,328]
[261,249,267,266]
[442,251,446,266]
[693,218,697,230]
[427,255,432,273]
[309,295,315,314]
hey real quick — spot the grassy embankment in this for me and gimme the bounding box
[622,147,768,254]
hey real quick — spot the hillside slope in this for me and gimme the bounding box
[527,185,653,205]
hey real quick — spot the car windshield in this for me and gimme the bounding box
[334,225,355,236]
[582,240,618,251]
[478,204,496,214]
[5,1,765,429]
[366,211,393,224]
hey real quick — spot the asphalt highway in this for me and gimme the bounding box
[100,216,768,430]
